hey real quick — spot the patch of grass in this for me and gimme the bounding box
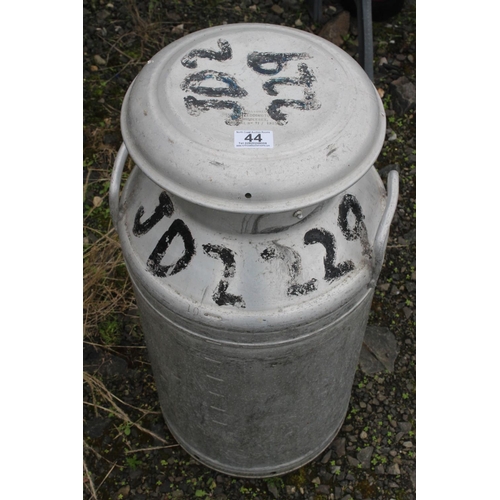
[83,232,134,342]
[125,454,142,469]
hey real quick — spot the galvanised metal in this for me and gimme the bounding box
[110,23,399,478]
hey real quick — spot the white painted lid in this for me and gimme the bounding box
[121,23,386,214]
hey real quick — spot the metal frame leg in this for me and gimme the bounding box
[356,0,374,81]
[308,0,323,23]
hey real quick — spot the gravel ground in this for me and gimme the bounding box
[83,1,416,499]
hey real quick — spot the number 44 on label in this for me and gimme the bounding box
[234,130,273,148]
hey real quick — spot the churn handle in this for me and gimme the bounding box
[109,142,129,231]
[371,169,399,285]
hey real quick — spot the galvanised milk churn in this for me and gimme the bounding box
[110,23,399,477]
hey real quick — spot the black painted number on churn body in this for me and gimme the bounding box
[338,194,371,257]
[304,228,354,282]
[147,219,196,278]
[133,191,174,237]
[203,244,246,308]
[261,243,318,297]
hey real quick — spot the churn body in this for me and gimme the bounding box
[110,23,399,477]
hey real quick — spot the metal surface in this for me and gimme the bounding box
[110,23,399,477]
[120,23,385,214]
[356,0,374,81]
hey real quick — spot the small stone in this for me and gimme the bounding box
[90,65,99,72]
[404,229,416,244]
[333,436,346,457]
[387,130,398,141]
[377,88,385,98]
[93,54,106,66]
[171,24,184,35]
[410,469,416,488]
[321,449,332,464]
[396,54,406,61]
[271,4,284,14]
[117,485,130,497]
[267,483,279,499]
[322,471,333,482]
[399,422,412,433]
[403,307,413,319]
[387,463,401,475]
[390,76,416,115]
[312,477,321,485]
[360,431,368,440]
[356,446,374,469]
[295,18,303,27]
[374,464,385,474]
[319,11,350,47]
[172,490,184,498]
[347,456,359,467]
[379,57,388,66]
[359,326,399,375]
[317,485,331,495]
[286,485,296,495]
[395,432,405,443]
[93,196,103,208]
[408,54,414,63]
[403,441,414,448]
[97,9,110,21]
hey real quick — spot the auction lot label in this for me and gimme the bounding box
[234,130,274,148]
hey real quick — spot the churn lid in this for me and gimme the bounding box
[121,23,386,214]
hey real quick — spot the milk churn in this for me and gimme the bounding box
[110,23,399,478]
